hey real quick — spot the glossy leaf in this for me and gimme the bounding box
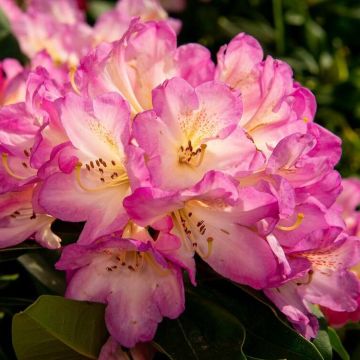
[327,327,350,360]
[200,281,324,360]
[12,296,108,360]
[18,253,66,294]
[0,242,42,263]
[155,290,247,360]
[312,329,332,360]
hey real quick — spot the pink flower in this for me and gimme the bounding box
[56,224,185,348]
[0,0,93,66]
[265,230,360,338]
[0,59,27,106]
[94,0,181,45]
[76,19,214,116]
[99,337,155,360]
[0,185,60,249]
[125,171,281,289]
[320,178,360,326]
[0,67,66,193]
[215,33,316,158]
[335,178,360,237]
[0,102,39,192]
[131,77,263,191]
[39,92,132,244]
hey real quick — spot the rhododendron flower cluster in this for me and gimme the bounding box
[0,0,359,355]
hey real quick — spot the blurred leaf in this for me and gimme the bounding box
[304,19,326,54]
[218,16,274,45]
[0,243,42,263]
[0,8,25,61]
[87,0,113,20]
[294,47,319,74]
[155,290,247,359]
[0,297,33,307]
[313,329,332,360]
[0,274,19,282]
[327,327,350,360]
[12,296,108,360]
[285,11,306,25]
[0,7,11,32]
[18,253,66,295]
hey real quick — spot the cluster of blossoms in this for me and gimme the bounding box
[0,0,359,357]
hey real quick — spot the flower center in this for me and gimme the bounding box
[178,140,207,168]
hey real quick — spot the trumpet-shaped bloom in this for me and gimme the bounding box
[265,230,360,338]
[56,226,185,348]
[0,67,66,193]
[76,19,214,115]
[39,92,132,244]
[125,171,281,289]
[215,33,316,158]
[321,179,360,326]
[132,77,263,191]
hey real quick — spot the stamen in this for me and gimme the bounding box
[173,210,193,251]
[75,163,129,192]
[276,213,304,231]
[196,144,207,166]
[178,141,207,168]
[1,153,27,180]
[144,253,170,276]
[196,237,214,259]
[69,66,81,95]
[296,270,314,286]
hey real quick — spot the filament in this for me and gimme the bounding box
[69,66,81,95]
[75,163,128,192]
[1,153,27,180]
[276,213,304,231]
[196,237,214,259]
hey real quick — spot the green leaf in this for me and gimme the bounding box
[18,253,66,294]
[0,8,25,61]
[327,327,350,360]
[312,329,332,360]
[12,295,108,360]
[311,309,332,360]
[200,281,324,360]
[155,290,247,359]
[0,242,42,263]
[87,0,113,20]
